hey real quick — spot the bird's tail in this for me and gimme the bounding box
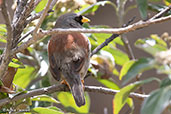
[70,80,85,107]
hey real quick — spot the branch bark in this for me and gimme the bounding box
[12,14,171,55]
[0,0,13,79]
[0,84,149,106]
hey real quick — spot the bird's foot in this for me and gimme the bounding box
[61,80,69,87]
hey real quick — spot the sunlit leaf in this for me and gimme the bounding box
[113,68,119,76]
[32,95,59,104]
[114,37,124,46]
[105,48,129,66]
[135,37,167,56]
[97,79,120,90]
[120,60,135,80]
[0,38,6,43]
[150,34,167,47]
[126,98,133,108]
[8,58,25,68]
[13,66,35,88]
[136,0,148,20]
[48,106,63,112]
[93,33,112,44]
[32,107,64,114]
[141,86,171,114]
[57,92,90,113]
[163,0,171,6]
[123,58,156,85]
[0,24,7,39]
[34,0,48,13]
[113,78,158,114]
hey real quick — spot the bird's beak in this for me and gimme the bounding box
[81,16,90,23]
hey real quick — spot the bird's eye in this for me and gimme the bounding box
[73,58,83,71]
[74,15,83,25]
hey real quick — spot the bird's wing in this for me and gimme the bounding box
[49,54,61,81]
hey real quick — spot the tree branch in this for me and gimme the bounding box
[0,0,13,78]
[33,0,53,37]
[12,0,35,47]
[12,14,171,55]
[150,5,171,20]
[26,0,57,26]
[0,84,149,106]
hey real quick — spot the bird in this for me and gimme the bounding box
[48,13,91,107]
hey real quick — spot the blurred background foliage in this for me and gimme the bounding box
[0,0,171,114]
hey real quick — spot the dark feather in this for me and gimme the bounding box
[49,55,61,81]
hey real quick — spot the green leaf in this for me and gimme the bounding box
[105,48,129,66]
[97,79,120,90]
[0,24,7,39]
[120,60,135,80]
[126,98,134,113]
[126,98,134,108]
[113,78,157,114]
[164,0,171,6]
[32,95,59,104]
[0,38,6,43]
[114,37,124,46]
[76,1,112,15]
[166,0,171,3]
[32,107,64,114]
[141,86,171,114]
[160,76,171,88]
[13,66,35,88]
[135,37,167,56]
[151,34,167,47]
[8,58,25,68]
[57,92,90,113]
[136,0,148,20]
[93,33,112,44]
[34,0,48,13]
[48,106,62,112]
[123,58,156,85]
[113,68,119,76]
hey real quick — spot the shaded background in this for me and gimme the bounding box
[0,0,170,114]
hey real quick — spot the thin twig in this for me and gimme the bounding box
[17,29,34,44]
[12,0,35,47]
[0,0,13,78]
[91,17,136,57]
[0,85,149,106]
[11,14,171,55]
[91,34,119,56]
[121,35,135,60]
[26,9,54,26]
[150,5,171,20]
[26,0,57,26]
[33,0,53,37]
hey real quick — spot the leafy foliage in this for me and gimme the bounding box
[113,78,158,114]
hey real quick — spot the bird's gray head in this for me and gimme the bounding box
[54,13,90,28]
